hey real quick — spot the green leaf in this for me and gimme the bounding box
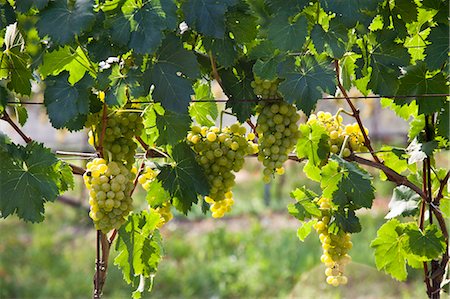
[332,209,361,233]
[226,7,258,44]
[296,123,329,166]
[278,55,336,114]
[114,211,163,294]
[125,0,177,54]
[320,0,379,27]
[157,142,209,213]
[0,3,15,30]
[367,30,410,96]
[253,55,283,81]
[36,0,95,44]
[380,98,418,121]
[221,61,256,122]
[203,36,237,68]
[146,34,199,114]
[54,161,75,193]
[436,102,449,140]
[155,110,191,146]
[440,197,450,218]
[297,220,317,242]
[39,46,92,84]
[331,155,375,208]
[267,14,308,52]
[370,219,408,281]
[311,19,349,59]
[44,72,92,130]
[408,114,425,140]
[395,62,447,115]
[424,23,449,70]
[1,50,33,96]
[145,180,170,207]
[404,224,446,260]
[288,187,320,221]
[319,160,342,199]
[0,142,60,222]
[189,82,218,127]
[393,0,418,23]
[385,186,420,219]
[16,0,49,12]
[182,0,237,38]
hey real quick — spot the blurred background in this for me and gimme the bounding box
[0,84,432,299]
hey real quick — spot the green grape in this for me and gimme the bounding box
[88,107,143,167]
[251,76,282,99]
[187,124,258,218]
[307,112,369,158]
[256,99,300,183]
[84,158,134,233]
[313,197,352,287]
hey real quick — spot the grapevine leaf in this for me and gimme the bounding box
[203,36,237,68]
[288,187,320,221]
[404,224,446,260]
[320,160,342,199]
[296,123,330,166]
[125,0,177,54]
[370,219,408,281]
[44,72,92,130]
[221,61,256,122]
[436,103,449,140]
[380,98,418,121]
[253,55,283,81]
[440,197,450,218]
[408,115,425,140]
[332,155,375,208]
[297,220,317,242]
[303,162,322,182]
[0,3,15,29]
[424,23,449,70]
[393,0,418,23]
[378,146,409,180]
[16,0,49,12]
[267,14,308,52]
[146,180,170,207]
[385,186,420,219]
[319,0,380,27]
[332,209,361,233]
[182,0,237,38]
[107,14,131,47]
[278,55,336,115]
[36,0,95,45]
[226,7,258,44]
[189,82,218,127]
[0,142,60,222]
[395,62,447,115]
[146,34,199,114]
[368,30,410,96]
[311,19,349,59]
[1,50,33,96]
[114,211,163,292]
[54,161,75,193]
[157,142,209,213]
[155,111,191,146]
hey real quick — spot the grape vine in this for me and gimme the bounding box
[0,0,448,298]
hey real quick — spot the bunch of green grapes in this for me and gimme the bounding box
[83,158,134,233]
[88,109,144,167]
[251,76,281,99]
[307,111,368,157]
[187,123,258,218]
[313,197,352,287]
[256,100,300,183]
[138,165,157,190]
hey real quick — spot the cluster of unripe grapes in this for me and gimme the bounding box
[88,109,144,168]
[187,123,258,218]
[251,76,282,99]
[83,158,134,232]
[256,100,300,183]
[307,111,368,157]
[313,197,352,287]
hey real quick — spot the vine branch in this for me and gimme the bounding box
[1,110,32,143]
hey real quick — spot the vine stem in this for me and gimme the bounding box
[209,51,224,92]
[334,59,381,164]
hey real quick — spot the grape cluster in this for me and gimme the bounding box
[152,203,173,228]
[256,100,300,183]
[138,165,157,190]
[307,111,368,157]
[187,124,258,218]
[251,76,281,99]
[88,109,144,167]
[314,197,352,287]
[83,158,134,233]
